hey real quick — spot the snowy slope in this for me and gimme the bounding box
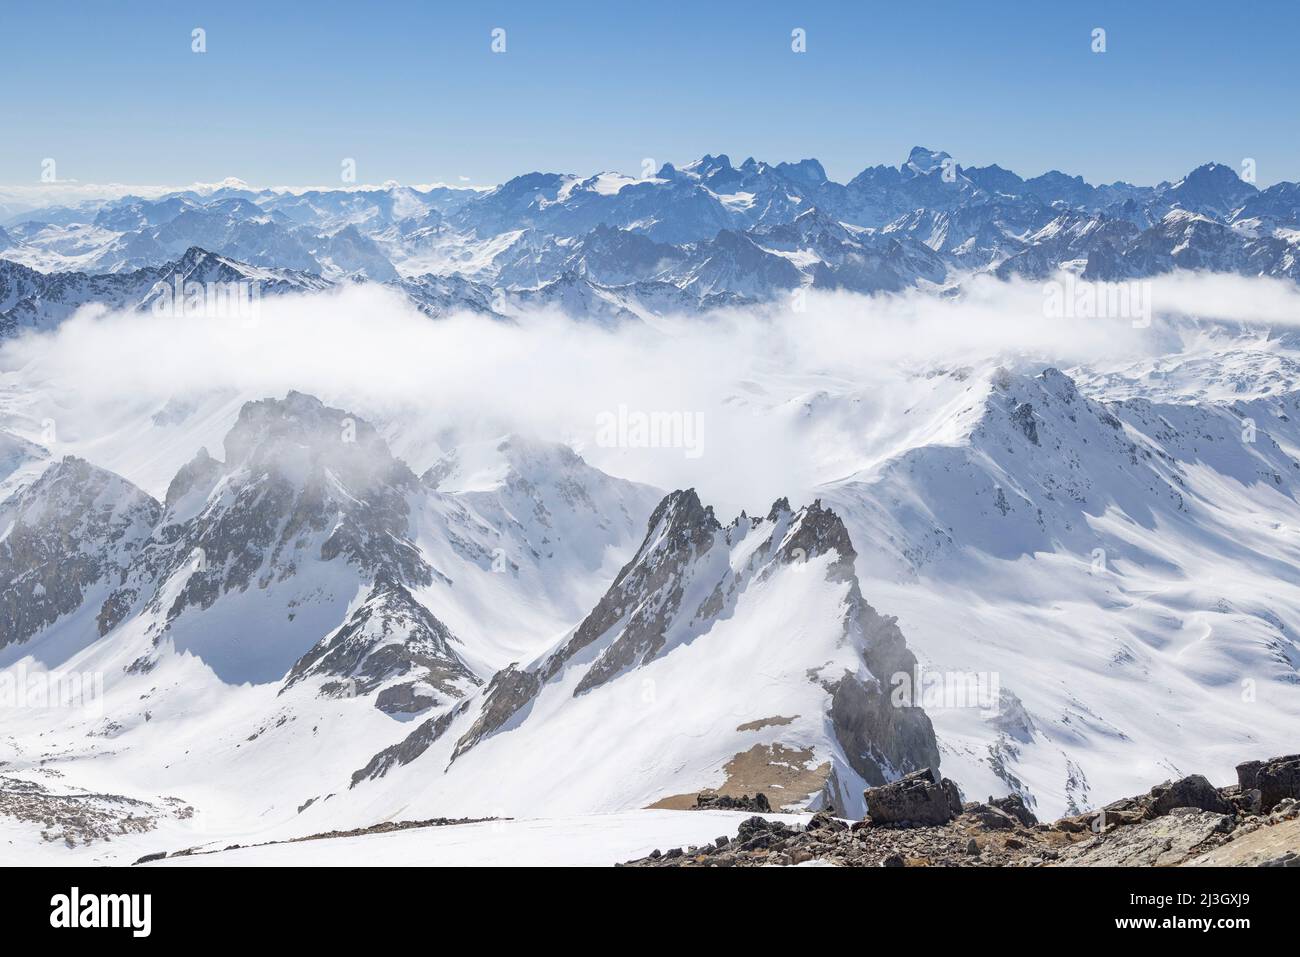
[0,392,675,860]
[339,490,938,825]
[818,363,1300,815]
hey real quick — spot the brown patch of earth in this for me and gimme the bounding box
[648,742,829,811]
[735,715,796,733]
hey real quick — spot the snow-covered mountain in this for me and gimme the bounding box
[3,150,1300,866]
[4,315,1300,862]
[348,490,938,819]
[1,389,919,851]
[794,358,1300,815]
[0,455,159,650]
[8,149,1300,336]
[0,247,330,336]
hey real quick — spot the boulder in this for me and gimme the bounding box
[1147,774,1232,816]
[988,793,1038,826]
[805,810,847,833]
[864,767,962,827]
[1239,755,1300,813]
[1219,783,1262,817]
[694,792,771,813]
[735,815,793,850]
[961,802,1018,830]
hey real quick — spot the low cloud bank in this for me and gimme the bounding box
[1,271,1296,512]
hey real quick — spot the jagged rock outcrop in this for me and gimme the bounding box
[282,573,480,712]
[1237,754,1300,813]
[625,752,1300,868]
[350,700,473,787]
[449,665,543,761]
[865,767,964,826]
[693,793,772,813]
[88,393,443,682]
[351,488,943,818]
[987,793,1038,827]
[155,391,432,615]
[1148,774,1232,817]
[1056,808,1236,866]
[563,489,721,694]
[0,457,160,648]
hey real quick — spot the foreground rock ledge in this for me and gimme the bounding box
[623,753,1300,867]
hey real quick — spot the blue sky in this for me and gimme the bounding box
[3,0,1299,189]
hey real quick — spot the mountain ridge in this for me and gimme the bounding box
[5,148,1297,336]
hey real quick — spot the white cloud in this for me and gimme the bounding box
[1,271,1297,513]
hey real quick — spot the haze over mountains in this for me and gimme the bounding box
[4,147,1300,335]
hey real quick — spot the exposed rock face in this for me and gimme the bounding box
[438,490,721,759]
[282,574,480,709]
[1238,754,1300,813]
[162,446,222,511]
[374,682,437,716]
[1055,808,1235,867]
[693,793,771,813]
[150,392,432,627]
[0,393,518,711]
[1148,774,1232,817]
[625,753,1300,868]
[988,793,1038,827]
[732,815,796,851]
[829,604,941,789]
[450,665,542,761]
[1188,815,1300,867]
[430,489,941,813]
[960,801,1026,830]
[0,457,160,648]
[63,392,451,684]
[864,767,964,826]
[350,700,472,787]
[350,488,941,818]
[561,489,721,694]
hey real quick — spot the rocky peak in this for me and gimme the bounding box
[282,571,480,713]
[0,456,160,648]
[775,158,829,188]
[1175,161,1255,196]
[902,146,952,178]
[125,394,433,640]
[434,489,940,810]
[163,446,221,511]
[223,392,413,491]
[776,499,858,582]
[644,488,721,553]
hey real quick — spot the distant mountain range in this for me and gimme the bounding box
[5,148,1300,335]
